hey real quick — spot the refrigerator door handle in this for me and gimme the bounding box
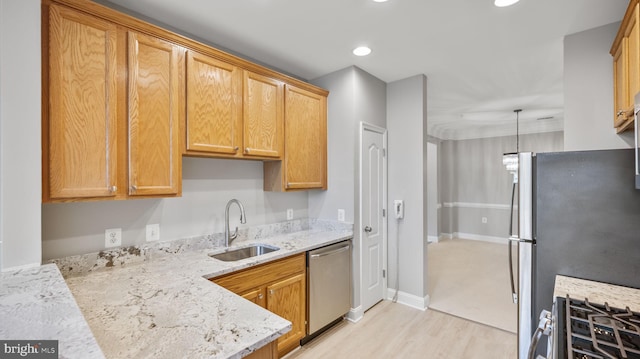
[508,181,518,304]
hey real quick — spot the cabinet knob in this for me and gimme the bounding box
[245,147,250,153]
[234,146,239,152]
[258,293,263,299]
[130,185,137,192]
[617,110,624,116]
[109,186,117,192]
[269,289,275,296]
[286,182,291,188]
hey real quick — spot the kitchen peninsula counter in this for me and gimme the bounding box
[61,219,353,359]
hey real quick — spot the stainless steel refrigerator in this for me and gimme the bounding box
[509,149,640,358]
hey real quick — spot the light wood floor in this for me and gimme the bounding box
[285,300,517,359]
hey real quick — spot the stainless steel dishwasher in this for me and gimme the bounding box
[304,239,352,343]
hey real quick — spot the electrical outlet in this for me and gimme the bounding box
[338,209,345,222]
[146,224,160,242]
[105,228,122,248]
[286,208,294,220]
[482,217,488,224]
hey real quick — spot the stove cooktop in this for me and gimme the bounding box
[558,296,640,359]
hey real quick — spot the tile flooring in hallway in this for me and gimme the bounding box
[285,300,517,359]
[428,238,518,333]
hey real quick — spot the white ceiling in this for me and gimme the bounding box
[103,0,628,140]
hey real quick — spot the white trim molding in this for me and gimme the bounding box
[427,235,439,243]
[346,306,364,323]
[439,232,508,245]
[386,289,430,311]
[442,202,517,210]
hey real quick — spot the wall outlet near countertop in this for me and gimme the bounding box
[105,228,122,248]
[146,224,160,242]
[286,209,294,220]
[338,209,345,222]
[482,217,488,224]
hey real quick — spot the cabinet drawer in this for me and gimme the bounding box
[212,253,305,294]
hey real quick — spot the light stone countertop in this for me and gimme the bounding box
[0,264,104,359]
[64,224,353,359]
[554,275,640,312]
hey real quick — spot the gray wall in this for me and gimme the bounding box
[309,66,387,314]
[440,132,563,240]
[43,158,307,260]
[0,0,41,270]
[387,75,428,306]
[564,22,634,150]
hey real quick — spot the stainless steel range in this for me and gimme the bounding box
[535,296,640,359]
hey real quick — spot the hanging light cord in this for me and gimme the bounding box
[515,109,522,153]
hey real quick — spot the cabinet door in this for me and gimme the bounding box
[128,32,182,196]
[243,72,283,158]
[186,51,242,155]
[266,273,306,356]
[240,288,266,308]
[283,85,327,190]
[614,42,628,126]
[47,4,118,200]
[626,4,640,114]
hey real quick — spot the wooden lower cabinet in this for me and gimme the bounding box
[212,253,306,358]
[245,341,278,359]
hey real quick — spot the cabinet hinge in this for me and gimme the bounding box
[383,269,386,278]
[382,209,386,217]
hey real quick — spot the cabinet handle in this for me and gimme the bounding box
[258,293,263,299]
[286,182,291,188]
[234,146,239,152]
[245,147,250,153]
[617,110,625,116]
[109,186,117,192]
[130,185,137,192]
[269,289,275,296]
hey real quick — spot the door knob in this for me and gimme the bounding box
[364,226,372,233]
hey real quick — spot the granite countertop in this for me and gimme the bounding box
[0,264,104,359]
[554,275,640,312]
[62,220,353,359]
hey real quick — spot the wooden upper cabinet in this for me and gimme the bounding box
[127,32,183,196]
[243,71,284,158]
[185,51,242,156]
[611,0,640,133]
[45,4,118,200]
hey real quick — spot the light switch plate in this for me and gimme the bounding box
[146,224,160,242]
[286,209,294,220]
[338,209,345,222]
[105,228,122,248]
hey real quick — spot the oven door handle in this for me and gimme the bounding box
[528,310,552,359]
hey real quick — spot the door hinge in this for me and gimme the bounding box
[383,269,386,278]
[382,209,386,217]
[383,148,386,157]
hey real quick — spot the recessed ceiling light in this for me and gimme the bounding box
[353,46,372,56]
[373,0,389,2]
[494,0,520,7]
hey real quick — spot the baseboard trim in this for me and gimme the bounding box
[346,306,364,323]
[386,289,429,311]
[439,232,507,245]
[427,235,439,243]
[442,202,516,210]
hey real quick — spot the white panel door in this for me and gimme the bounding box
[362,127,385,312]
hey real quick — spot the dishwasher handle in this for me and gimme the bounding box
[309,245,350,258]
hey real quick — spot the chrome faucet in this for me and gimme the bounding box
[224,199,246,247]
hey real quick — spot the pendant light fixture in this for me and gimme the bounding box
[502,109,522,179]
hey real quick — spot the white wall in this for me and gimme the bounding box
[426,142,438,242]
[42,158,307,260]
[387,74,428,308]
[309,66,386,314]
[564,22,634,150]
[0,0,42,271]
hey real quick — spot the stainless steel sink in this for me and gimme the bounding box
[209,244,280,262]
